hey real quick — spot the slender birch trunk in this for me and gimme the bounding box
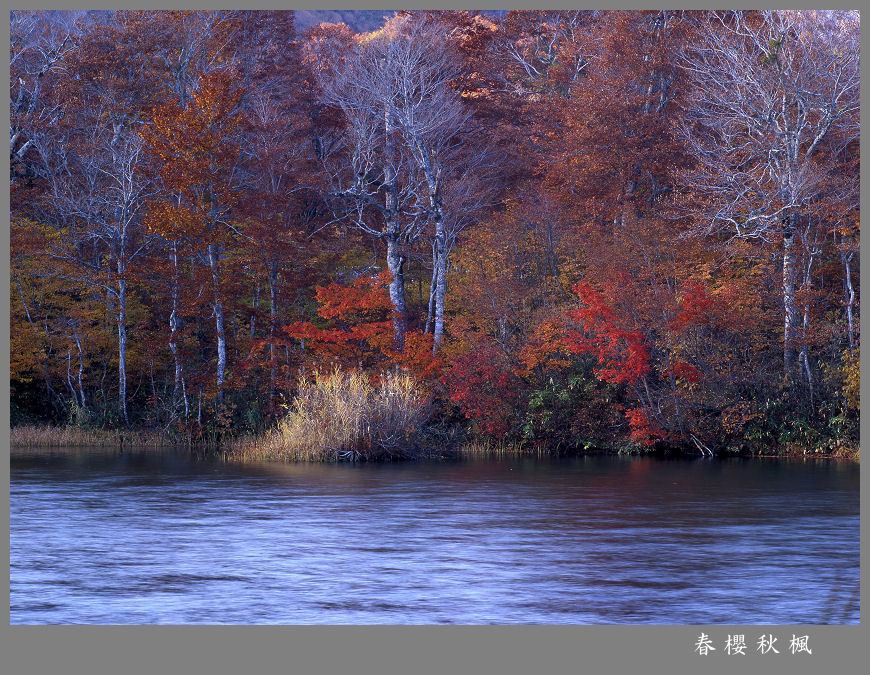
[433,220,447,350]
[72,322,86,413]
[208,243,226,406]
[169,240,188,418]
[117,274,129,426]
[385,235,407,352]
[267,261,278,403]
[842,243,856,351]
[800,244,817,412]
[250,279,260,340]
[383,105,406,351]
[425,242,437,334]
[782,217,797,375]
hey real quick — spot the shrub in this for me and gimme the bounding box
[230,369,431,462]
[441,344,523,437]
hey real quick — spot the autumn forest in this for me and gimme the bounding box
[9,10,860,458]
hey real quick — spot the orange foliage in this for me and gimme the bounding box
[518,315,574,376]
[283,271,443,379]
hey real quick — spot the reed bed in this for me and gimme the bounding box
[10,424,174,448]
[457,439,552,457]
[229,369,431,462]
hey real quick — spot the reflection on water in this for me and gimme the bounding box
[10,448,859,625]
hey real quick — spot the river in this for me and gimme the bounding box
[10,448,859,624]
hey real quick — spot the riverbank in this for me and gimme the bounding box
[456,438,860,461]
[10,424,859,462]
[10,425,178,449]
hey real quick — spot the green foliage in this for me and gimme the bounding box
[737,384,858,454]
[520,360,623,450]
[66,401,92,429]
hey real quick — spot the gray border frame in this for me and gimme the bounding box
[3,2,865,674]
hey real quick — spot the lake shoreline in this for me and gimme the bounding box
[10,424,859,462]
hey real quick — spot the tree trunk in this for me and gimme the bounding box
[208,243,226,406]
[267,261,278,404]
[66,350,76,409]
[800,245,817,412]
[433,217,447,351]
[842,246,855,351]
[169,241,188,418]
[249,279,259,340]
[425,242,437,335]
[382,106,406,352]
[782,220,797,375]
[73,322,86,413]
[413,139,446,352]
[118,276,129,426]
[385,234,407,352]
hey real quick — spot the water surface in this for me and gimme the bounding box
[10,448,860,624]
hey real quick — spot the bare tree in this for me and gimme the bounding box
[123,9,240,109]
[30,116,154,425]
[320,16,485,351]
[10,10,80,186]
[679,10,859,376]
[381,18,474,349]
[317,24,429,351]
[492,10,599,96]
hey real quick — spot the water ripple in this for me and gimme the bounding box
[10,450,860,625]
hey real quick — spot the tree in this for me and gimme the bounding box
[316,14,486,352]
[10,10,80,191]
[142,71,245,408]
[679,10,859,377]
[282,271,442,379]
[233,10,328,407]
[18,15,162,425]
[367,15,474,351]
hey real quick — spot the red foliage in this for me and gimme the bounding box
[283,272,394,364]
[671,282,716,332]
[567,282,651,385]
[313,272,395,321]
[672,360,701,383]
[393,331,444,380]
[441,344,522,436]
[625,407,666,446]
[284,271,444,378]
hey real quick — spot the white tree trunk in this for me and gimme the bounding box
[169,241,188,418]
[268,261,278,403]
[782,225,797,375]
[208,243,226,405]
[843,247,856,351]
[385,235,407,352]
[433,218,447,350]
[117,275,129,426]
[425,242,437,335]
[73,323,86,412]
[383,106,407,352]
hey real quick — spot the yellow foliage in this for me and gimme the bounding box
[841,349,859,411]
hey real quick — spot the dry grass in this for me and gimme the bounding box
[229,369,431,462]
[458,439,549,457]
[835,445,860,461]
[10,425,174,448]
